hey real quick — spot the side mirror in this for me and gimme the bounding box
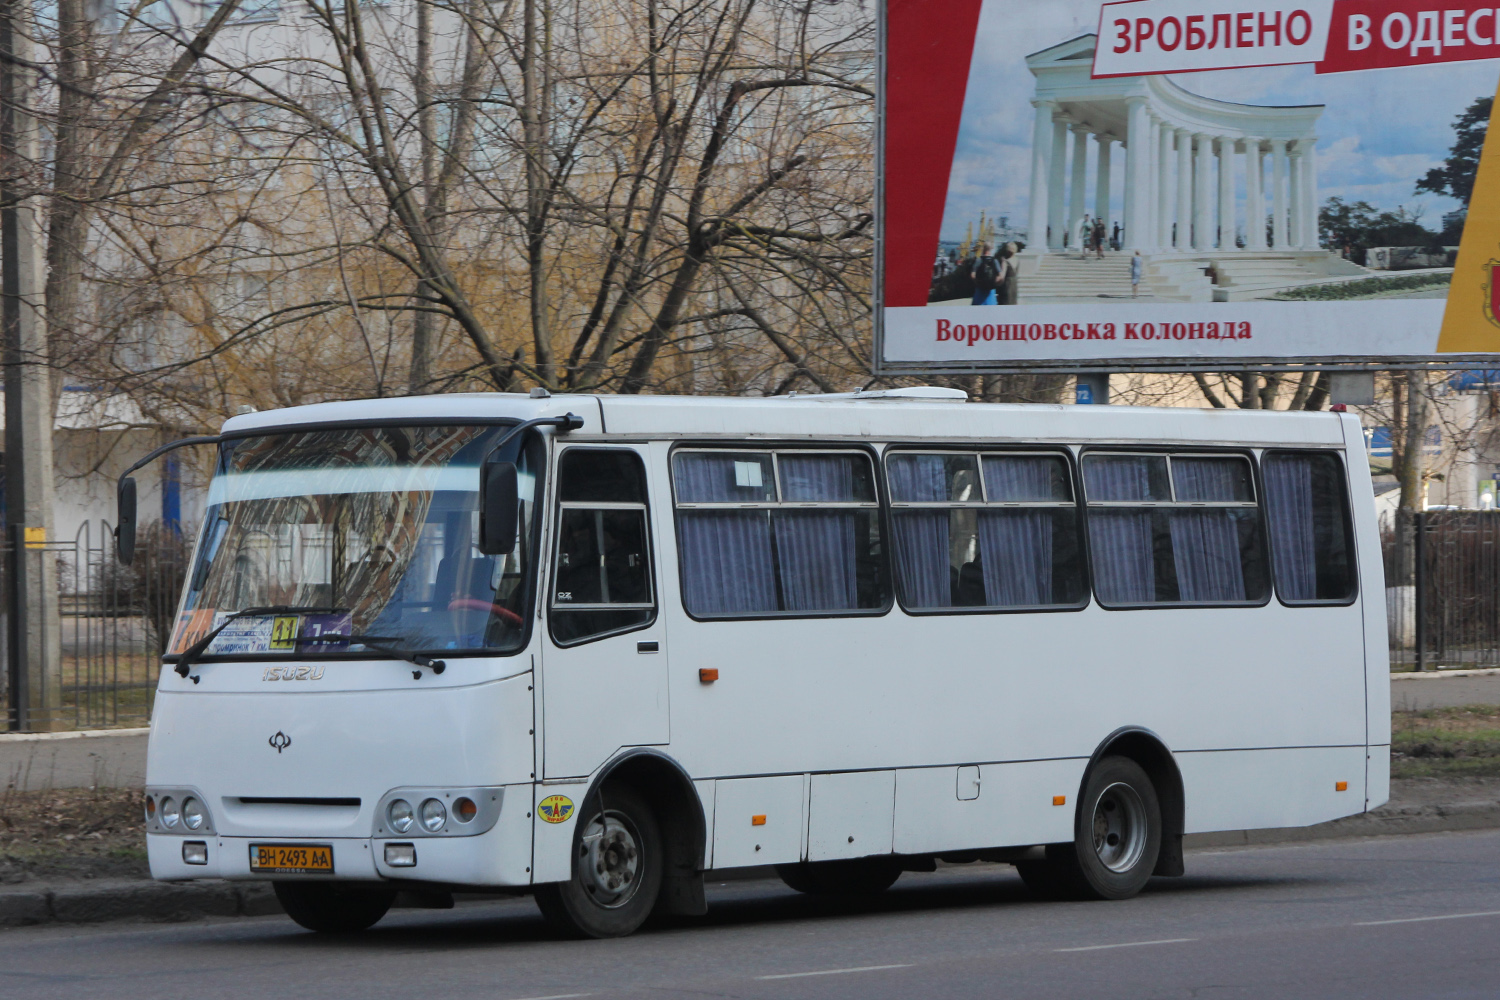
[478,461,519,555]
[116,477,138,565]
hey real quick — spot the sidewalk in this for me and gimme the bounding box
[1391,667,1500,710]
[3,776,1497,929]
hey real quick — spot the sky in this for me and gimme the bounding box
[935,0,1500,243]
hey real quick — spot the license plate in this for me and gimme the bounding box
[249,843,334,874]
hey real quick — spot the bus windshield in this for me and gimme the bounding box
[169,423,538,660]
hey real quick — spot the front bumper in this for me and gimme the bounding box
[148,788,535,887]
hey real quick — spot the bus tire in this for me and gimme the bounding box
[775,858,902,896]
[533,785,663,938]
[273,881,395,933]
[1017,757,1162,901]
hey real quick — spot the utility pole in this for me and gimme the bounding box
[1,0,59,731]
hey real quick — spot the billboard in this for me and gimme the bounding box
[877,0,1500,372]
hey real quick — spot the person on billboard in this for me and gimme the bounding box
[1130,250,1143,298]
[1075,214,1091,258]
[971,243,1003,305]
[1112,223,1121,251]
[1000,244,1019,304]
[1093,218,1107,260]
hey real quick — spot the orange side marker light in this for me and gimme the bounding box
[699,668,719,683]
[1336,781,1348,792]
[1053,795,1067,806]
[751,815,767,826]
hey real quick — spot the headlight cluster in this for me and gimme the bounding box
[375,788,503,839]
[144,788,213,835]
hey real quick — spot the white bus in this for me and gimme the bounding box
[128,388,1388,938]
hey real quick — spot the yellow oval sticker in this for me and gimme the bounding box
[538,795,575,824]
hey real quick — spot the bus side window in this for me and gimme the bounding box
[1083,452,1269,607]
[885,450,1085,612]
[1261,451,1357,604]
[549,449,656,645]
[672,449,888,618]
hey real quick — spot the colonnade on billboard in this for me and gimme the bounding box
[1025,35,1323,255]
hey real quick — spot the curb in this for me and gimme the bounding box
[4,805,1498,930]
[0,879,280,928]
[1186,801,1500,849]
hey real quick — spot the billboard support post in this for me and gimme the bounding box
[1075,372,1111,405]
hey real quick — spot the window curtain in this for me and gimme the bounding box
[1172,457,1245,501]
[674,452,770,503]
[774,455,859,611]
[1089,511,1154,603]
[888,455,951,607]
[674,453,777,615]
[1169,510,1246,602]
[1085,457,1156,603]
[679,512,777,615]
[1085,456,1160,501]
[978,510,1052,606]
[1264,455,1318,600]
[984,456,1062,501]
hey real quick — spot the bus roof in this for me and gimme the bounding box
[220,390,1352,449]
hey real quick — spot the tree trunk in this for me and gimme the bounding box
[1393,369,1430,586]
[409,0,435,393]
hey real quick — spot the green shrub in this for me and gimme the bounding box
[1273,272,1453,301]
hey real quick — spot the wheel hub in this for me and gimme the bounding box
[578,810,641,908]
[1091,781,1147,873]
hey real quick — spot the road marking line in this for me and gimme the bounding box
[755,964,913,980]
[1055,938,1198,953]
[1356,910,1500,927]
[507,994,594,1000]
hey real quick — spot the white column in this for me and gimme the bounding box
[1288,149,1304,249]
[1124,99,1150,251]
[1217,137,1236,249]
[1048,116,1068,249]
[1270,138,1289,250]
[1026,100,1056,255]
[1193,133,1212,252]
[1245,139,1265,251]
[1068,124,1089,250]
[1301,137,1320,249]
[1173,128,1192,250]
[1095,135,1113,234]
[1156,121,1173,252]
[1146,119,1160,248]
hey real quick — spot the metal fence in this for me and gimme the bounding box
[2,520,187,732]
[1384,509,1500,671]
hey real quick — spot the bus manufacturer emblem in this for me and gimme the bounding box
[538,795,574,824]
[268,731,292,754]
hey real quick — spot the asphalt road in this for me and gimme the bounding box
[3,830,1499,1000]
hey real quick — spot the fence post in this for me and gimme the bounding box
[1414,510,1426,673]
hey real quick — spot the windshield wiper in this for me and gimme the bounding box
[293,634,447,675]
[172,605,347,677]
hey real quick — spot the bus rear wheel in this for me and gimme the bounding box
[1017,756,1162,901]
[534,785,663,938]
[776,858,903,896]
[273,881,396,933]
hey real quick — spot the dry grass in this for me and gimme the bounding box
[1392,705,1500,778]
[0,786,148,883]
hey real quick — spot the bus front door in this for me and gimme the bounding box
[540,445,668,778]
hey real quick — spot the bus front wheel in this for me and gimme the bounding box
[1017,755,1162,901]
[534,785,664,938]
[273,881,395,933]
